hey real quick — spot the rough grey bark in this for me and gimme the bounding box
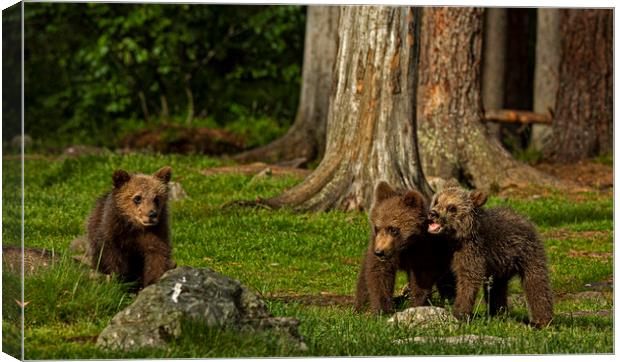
[544,9,613,163]
[233,6,339,164]
[531,8,560,151]
[262,6,432,211]
[417,7,557,190]
[481,8,506,140]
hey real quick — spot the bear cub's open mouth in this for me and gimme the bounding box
[428,222,442,234]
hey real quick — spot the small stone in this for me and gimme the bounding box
[394,334,514,346]
[249,168,273,183]
[387,306,458,329]
[62,145,108,158]
[168,181,188,201]
[256,168,273,177]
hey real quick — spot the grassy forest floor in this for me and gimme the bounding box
[2,152,613,358]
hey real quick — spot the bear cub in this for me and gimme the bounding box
[87,166,176,288]
[428,183,553,327]
[354,181,455,314]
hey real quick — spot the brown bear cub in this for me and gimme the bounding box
[354,181,455,314]
[87,166,176,289]
[428,184,553,328]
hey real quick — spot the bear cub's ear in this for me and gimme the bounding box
[113,170,131,188]
[403,190,424,209]
[154,166,172,183]
[374,181,396,203]
[470,190,488,208]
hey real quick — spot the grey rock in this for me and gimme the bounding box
[97,266,306,351]
[584,281,613,292]
[10,134,32,150]
[394,334,514,346]
[387,306,458,329]
[168,181,188,201]
[70,235,91,255]
[62,145,109,158]
[69,235,94,268]
[250,167,273,183]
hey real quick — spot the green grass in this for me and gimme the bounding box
[2,153,613,358]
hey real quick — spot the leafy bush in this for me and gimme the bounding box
[14,3,305,148]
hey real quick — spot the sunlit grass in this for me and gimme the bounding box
[3,153,613,358]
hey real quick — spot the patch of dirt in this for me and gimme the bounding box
[202,162,311,179]
[584,276,613,291]
[558,310,612,318]
[3,246,56,275]
[3,154,55,161]
[553,290,613,303]
[567,250,612,260]
[121,125,245,155]
[495,158,612,200]
[61,145,110,159]
[340,257,359,266]
[267,293,355,307]
[535,159,613,190]
[542,229,611,241]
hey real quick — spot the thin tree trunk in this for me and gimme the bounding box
[184,74,195,126]
[233,6,339,164]
[417,7,557,190]
[544,9,612,163]
[262,6,431,211]
[160,94,170,123]
[481,8,506,140]
[138,91,151,123]
[530,8,560,151]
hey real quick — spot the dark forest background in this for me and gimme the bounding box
[5,5,545,156]
[4,3,306,149]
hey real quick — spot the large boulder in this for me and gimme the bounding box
[96,266,307,351]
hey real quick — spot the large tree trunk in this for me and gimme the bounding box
[261,6,432,211]
[481,8,506,140]
[233,6,339,164]
[416,7,556,190]
[544,9,613,163]
[530,8,560,151]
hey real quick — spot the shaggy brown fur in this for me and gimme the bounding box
[354,181,455,314]
[87,166,176,288]
[428,185,553,328]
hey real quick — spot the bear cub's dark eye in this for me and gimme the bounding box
[133,195,142,205]
[154,196,160,207]
[387,226,399,236]
[447,204,457,213]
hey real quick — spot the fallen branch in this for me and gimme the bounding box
[483,109,552,124]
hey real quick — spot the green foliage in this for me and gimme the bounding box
[16,4,305,147]
[515,147,544,165]
[22,255,134,328]
[225,105,288,148]
[594,153,613,166]
[8,153,613,357]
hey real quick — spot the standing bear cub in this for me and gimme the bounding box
[354,181,455,314]
[428,184,553,328]
[87,166,176,288]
